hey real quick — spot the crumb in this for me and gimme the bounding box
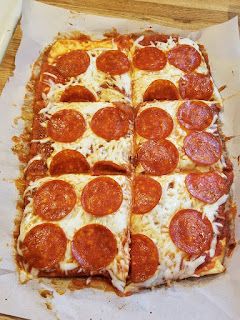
[45,302,52,310]
[13,116,22,125]
[218,84,227,92]
[225,136,235,142]
[39,289,53,299]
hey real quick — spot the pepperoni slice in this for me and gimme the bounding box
[75,34,91,42]
[216,210,228,243]
[90,107,129,141]
[225,169,234,189]
[185,172,228,204]
[32,114,47,140]
[41,63,65,83]
[55,50,90,78]
[179,72,214,100]
[72,224,117,271]
[135,107,173,140]
[49,150,90,176]
[177,101,213,131]
[133,47,166,71]
[96,50,130,75]
[114,34,133,50]
[139,33,178,46]
[81,177,123,216]
[169,209,213,256]
[184,132,222,165]
[21,223,67,269]
[195,239,223,275]
[143,79,179,101]
[133,176,162,214]
[60,85,96,102]
[130,234,159,283]
[33,101,46,114]
[35,81,50,101]
[138,140,179,175]
[92,161,127,175]
[25,160,48,182]
[33,180,76,221]
[48,109,86,143]
[36,64,65,100]
[29,142,53,160]
[168,44,201,73]
[112,102,134,122]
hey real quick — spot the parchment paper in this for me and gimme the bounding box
[0,1,240,319]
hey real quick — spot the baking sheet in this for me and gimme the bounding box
[0,1,240,319]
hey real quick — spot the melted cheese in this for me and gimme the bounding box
[17,174,132,292]
[36,102,133,171]
[135,100,226,174]
[127,173,228,293]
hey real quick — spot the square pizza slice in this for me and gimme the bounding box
[126,171,233,293]
[35,37,132,104]
[25,102,133,181]
[134,100,230,175]
[17,174,131,292]
[130,34,221,105]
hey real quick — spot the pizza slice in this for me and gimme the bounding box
[25,101,133,181]
[130,34,221,105]
[35,37,132,104]
[17,174,131,292]
[134,100,229,175]
[126,171,233,293]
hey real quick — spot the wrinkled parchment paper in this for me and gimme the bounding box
[0,1,240,319]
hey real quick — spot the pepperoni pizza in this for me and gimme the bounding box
[16,32,235,294]
[36,38,132,104]
[131,35,221,104]
[17,174,131,291]
[135,100,226,175]
[127,172,231,292]
[25,102,133,181]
